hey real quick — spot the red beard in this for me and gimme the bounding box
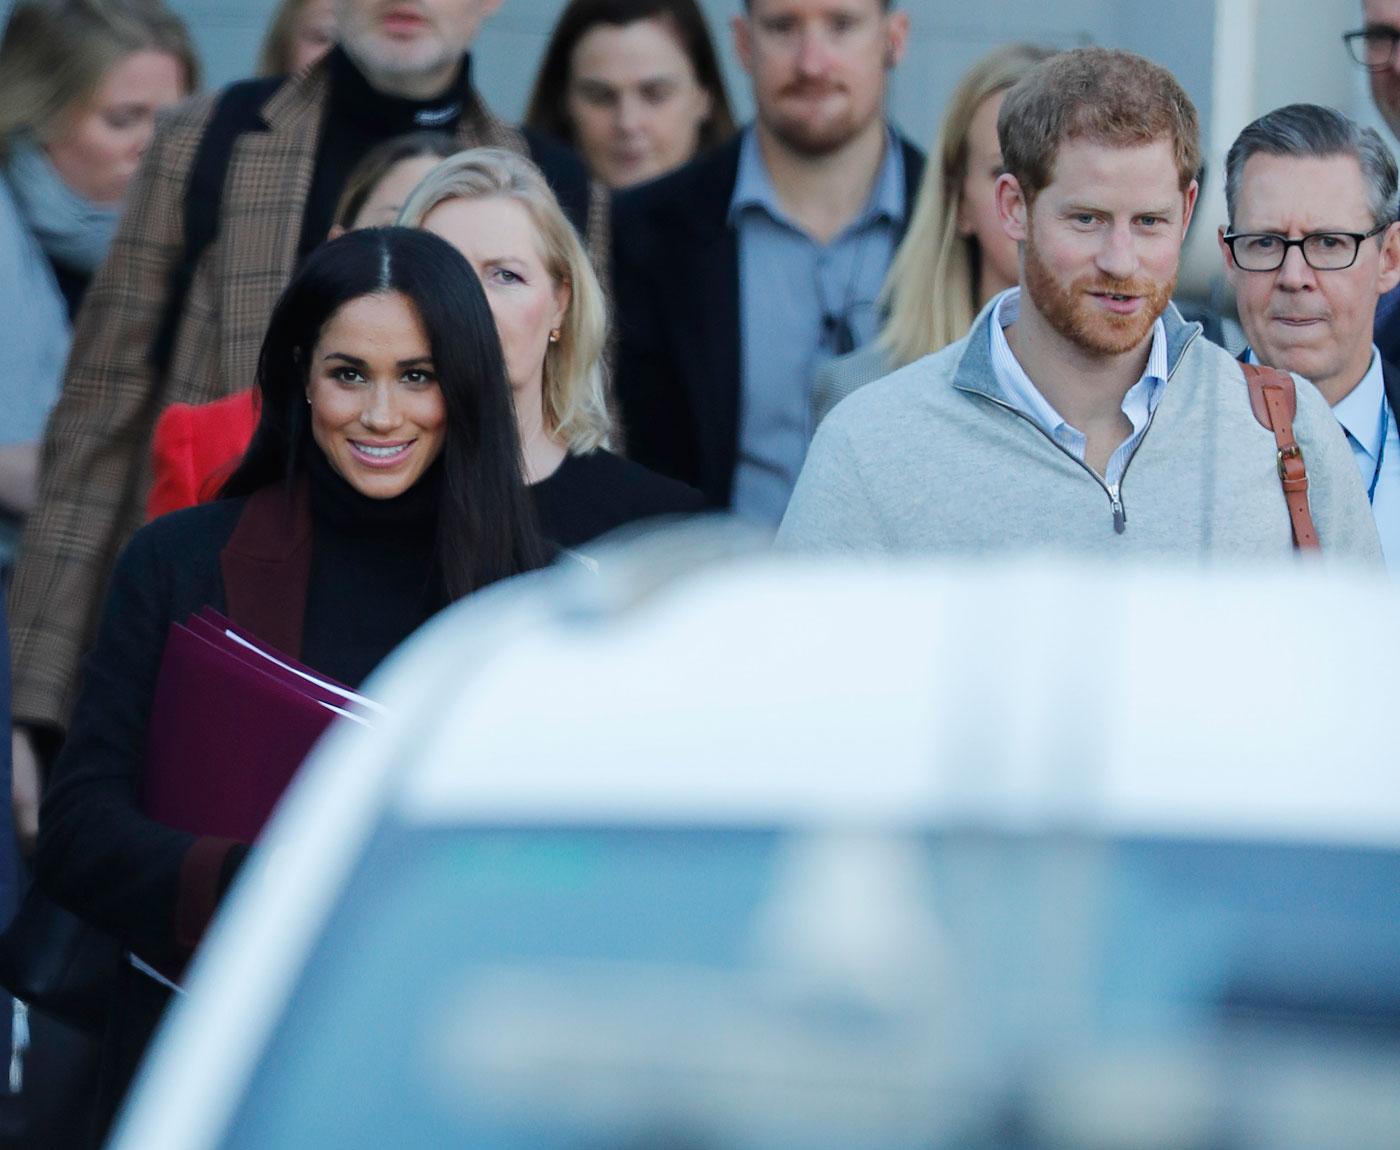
[1023,234,1175,356]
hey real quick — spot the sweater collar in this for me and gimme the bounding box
[308,441,440,532]
[327,44,473,135]
[951,292,1202,406]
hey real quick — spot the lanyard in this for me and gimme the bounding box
[1366,399,1390,505]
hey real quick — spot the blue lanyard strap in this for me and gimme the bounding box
[1367,399,1390,505]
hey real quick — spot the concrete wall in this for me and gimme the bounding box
[158,0,1217,152]
[9,0,1387,306]
[3,0,1379,180]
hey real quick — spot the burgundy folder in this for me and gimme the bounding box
[141,608,366,843]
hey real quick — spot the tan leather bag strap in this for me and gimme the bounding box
[1241,362,1320,551]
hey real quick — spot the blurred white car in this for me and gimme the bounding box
[111,533,1400,1150]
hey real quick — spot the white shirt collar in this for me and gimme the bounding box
[1331,346,1387,461]
[988,287,1169,433]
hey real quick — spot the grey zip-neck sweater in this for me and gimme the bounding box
[779,300,1382,566]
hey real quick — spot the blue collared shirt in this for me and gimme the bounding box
[1251,344,1400,568]
[988,288,1169,490]
[729,126,905,526]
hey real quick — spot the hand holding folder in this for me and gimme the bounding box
[142,607,380,844]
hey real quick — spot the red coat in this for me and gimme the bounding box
[146,390,259,520]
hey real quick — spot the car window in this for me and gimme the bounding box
[218,825,1400,1149]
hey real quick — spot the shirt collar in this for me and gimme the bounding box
[1332,345,1387,460]
[727,124,906,234]
[989,287,1169,430]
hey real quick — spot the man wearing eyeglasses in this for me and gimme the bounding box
[780,50,1380,563]
[1346,4,1400,139]
[1344,3,1400,367]
[1221,104,1400,565]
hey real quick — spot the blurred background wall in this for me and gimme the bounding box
[0,0,1383,301]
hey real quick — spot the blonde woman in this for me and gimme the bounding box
[812,43,1055,428]
[399,147,703,547]
[0,0,196,574]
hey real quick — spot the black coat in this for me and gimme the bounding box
[611,133,926,508]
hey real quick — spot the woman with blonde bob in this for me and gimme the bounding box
[812,43,1056,427]
[399,147,702,547]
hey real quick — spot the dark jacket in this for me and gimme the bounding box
[36,460,445,1141]
[1375,285,1400,368]
[611,132,925,508]
[6,50,607,737]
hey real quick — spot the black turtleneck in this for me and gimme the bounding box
[298,46,475,257]
[300,446,443,688]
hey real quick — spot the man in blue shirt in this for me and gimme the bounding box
[611,0,924,524]
[1221,104,1400,566]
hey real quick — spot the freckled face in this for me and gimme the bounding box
[307,291,447,498]
[44,49,187,204]
[420,196,569,414]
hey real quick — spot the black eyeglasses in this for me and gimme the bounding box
[1222,225,1390,272]
[1344,26,1400,71]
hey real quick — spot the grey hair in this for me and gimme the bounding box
[1225,103,1399,229]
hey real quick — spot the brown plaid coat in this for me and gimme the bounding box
[7,63,609,730]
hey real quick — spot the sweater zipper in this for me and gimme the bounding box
[975,393,1158,535]
[970,323,1199,534]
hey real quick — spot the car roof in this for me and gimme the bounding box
[393,553,1400,847]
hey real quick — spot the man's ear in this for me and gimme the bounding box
[883,10,910,69]
[1378,220,1400,295]
[1217,223,1234,265]
[732,15,753,75]
[1180,178,1199,236]
[995,172,1029,243]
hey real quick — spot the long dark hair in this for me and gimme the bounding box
[222,227,549,599]
[525,0,735,155]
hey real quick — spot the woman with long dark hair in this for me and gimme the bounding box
[145,132,463,521]
[35,227,546,1135]
[221,227,547,598]
[525,0,734,188]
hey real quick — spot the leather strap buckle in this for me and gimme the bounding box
[1277,442,1305,483]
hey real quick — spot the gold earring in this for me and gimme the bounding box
[548,328,560,344]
